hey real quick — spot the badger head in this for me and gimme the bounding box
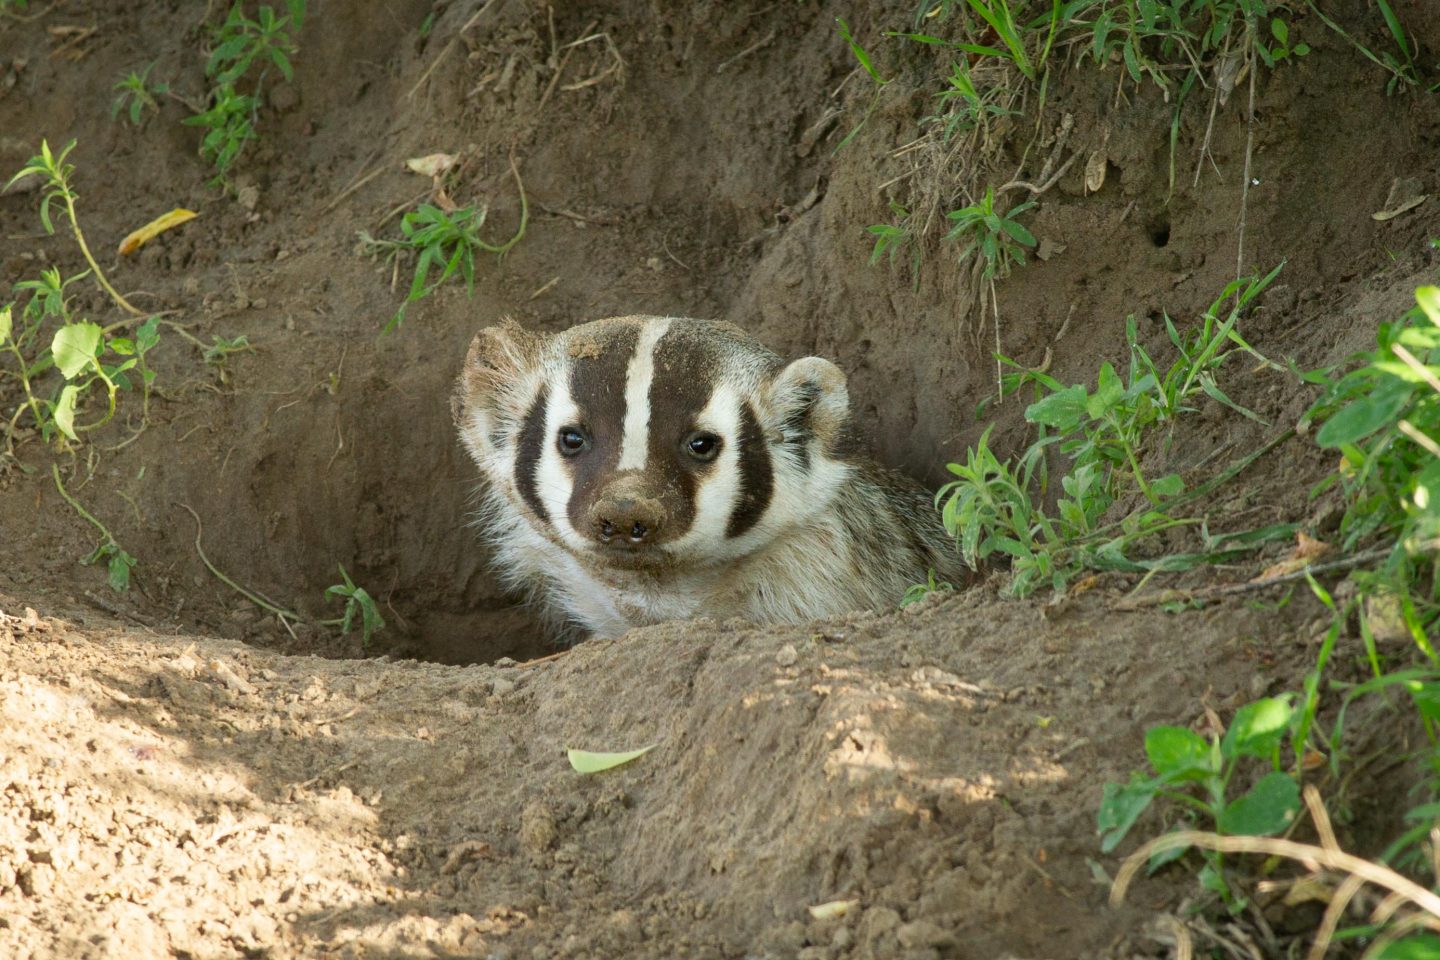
[454,315,853,573]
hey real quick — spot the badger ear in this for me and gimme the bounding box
[765,355,850,450]
[452,317,544,424]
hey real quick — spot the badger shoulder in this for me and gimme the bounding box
[724,457,963,625]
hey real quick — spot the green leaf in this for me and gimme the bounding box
[1144,725,1215,781]
[52,322,103,378]
[0,304,11,344]
[53,385,80,440]
[1027,385,1089,431]
[1376,935,1440,959]
[107,550,135,592]
[1086,363,1124,419]
[1151,473,1185,497]
[1270,18,1288,45]
[1417,286,1440,327]
[1098,776,1157,852]
[566,745,656,774]
[1217,771,1299,836]
[1315,379,1414,447]
[1220,696,1293,761]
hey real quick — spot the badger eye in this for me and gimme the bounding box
[684,431,721,462]
[557,426,590,456]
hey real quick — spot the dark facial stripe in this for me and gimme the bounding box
[641,327,718,541]
[565,323,642,536]
[515,384,550,524]
[726,400,773,539]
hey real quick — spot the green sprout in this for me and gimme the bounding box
[112,62,168,126]
[324,565,385,648]
[6,140,143,316]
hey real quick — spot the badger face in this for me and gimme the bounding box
[455,316,853,575]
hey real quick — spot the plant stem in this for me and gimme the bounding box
[65,191,143,316]
[51,462,116,547]
[178,503,302,633]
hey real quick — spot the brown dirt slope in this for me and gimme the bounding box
[2,0,1439,957]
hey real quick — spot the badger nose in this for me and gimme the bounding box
[592,496,664,546]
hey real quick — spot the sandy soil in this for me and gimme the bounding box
[2,0,1439,956]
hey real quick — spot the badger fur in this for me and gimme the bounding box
[453,315,962,640]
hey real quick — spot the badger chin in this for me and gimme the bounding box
[576,544,682,574]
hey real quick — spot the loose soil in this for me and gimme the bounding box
[1,1,1438,957]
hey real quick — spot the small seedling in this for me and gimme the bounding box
[1098,696,1302,908]
[945,186,1036,278]
[182,85,258,186]
[111,62,168,126]
[324,564,385,648]
[927,59,1016,142]
[207,1,305,89]
[202,333,253,367]
[1254,16,1310,67]
[6,140,143,315]
[900,569,955,608]
[866,201,922,282]
[360,186,528,333]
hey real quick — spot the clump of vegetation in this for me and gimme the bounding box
[943,185,1036,278]
[358,161,529,334]
[185,1,305,186]
[1099,695,1301,908]
[111,62,168,126]
[931,267,1285,597]
[324,565,386,649]
[1098,287,1440,954]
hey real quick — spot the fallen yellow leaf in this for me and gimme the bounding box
[405,152,456,178]
[118,208,198,256]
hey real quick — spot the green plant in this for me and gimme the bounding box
[207,1,305,89]
[111,62,168,125]
[866,201,921,278]
[324,565,385,648]
[1254,14,1309,66]
[1099,695,1301,907]
[895,0,1063,82]
[2,266,160,453]
[182,85,258,186]
[944,186,1036,277]
[927,59,1017,143]
[360,189,528,334]
[5,140,143,315]
[936,269,1288,596]
[185,2,305,184]
[1303,0,1417,93]
[1308,288,1440,570]
[900,568,956,607]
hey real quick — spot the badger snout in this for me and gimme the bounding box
[586,471,669,549]
[590,493,666,546]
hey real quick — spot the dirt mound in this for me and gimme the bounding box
[2,0,1438,956]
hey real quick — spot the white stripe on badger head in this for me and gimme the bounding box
[616,317,674,471]
[664,381,744,558]
[534,376,590,552]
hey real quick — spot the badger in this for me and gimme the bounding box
[453,315,963,640]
